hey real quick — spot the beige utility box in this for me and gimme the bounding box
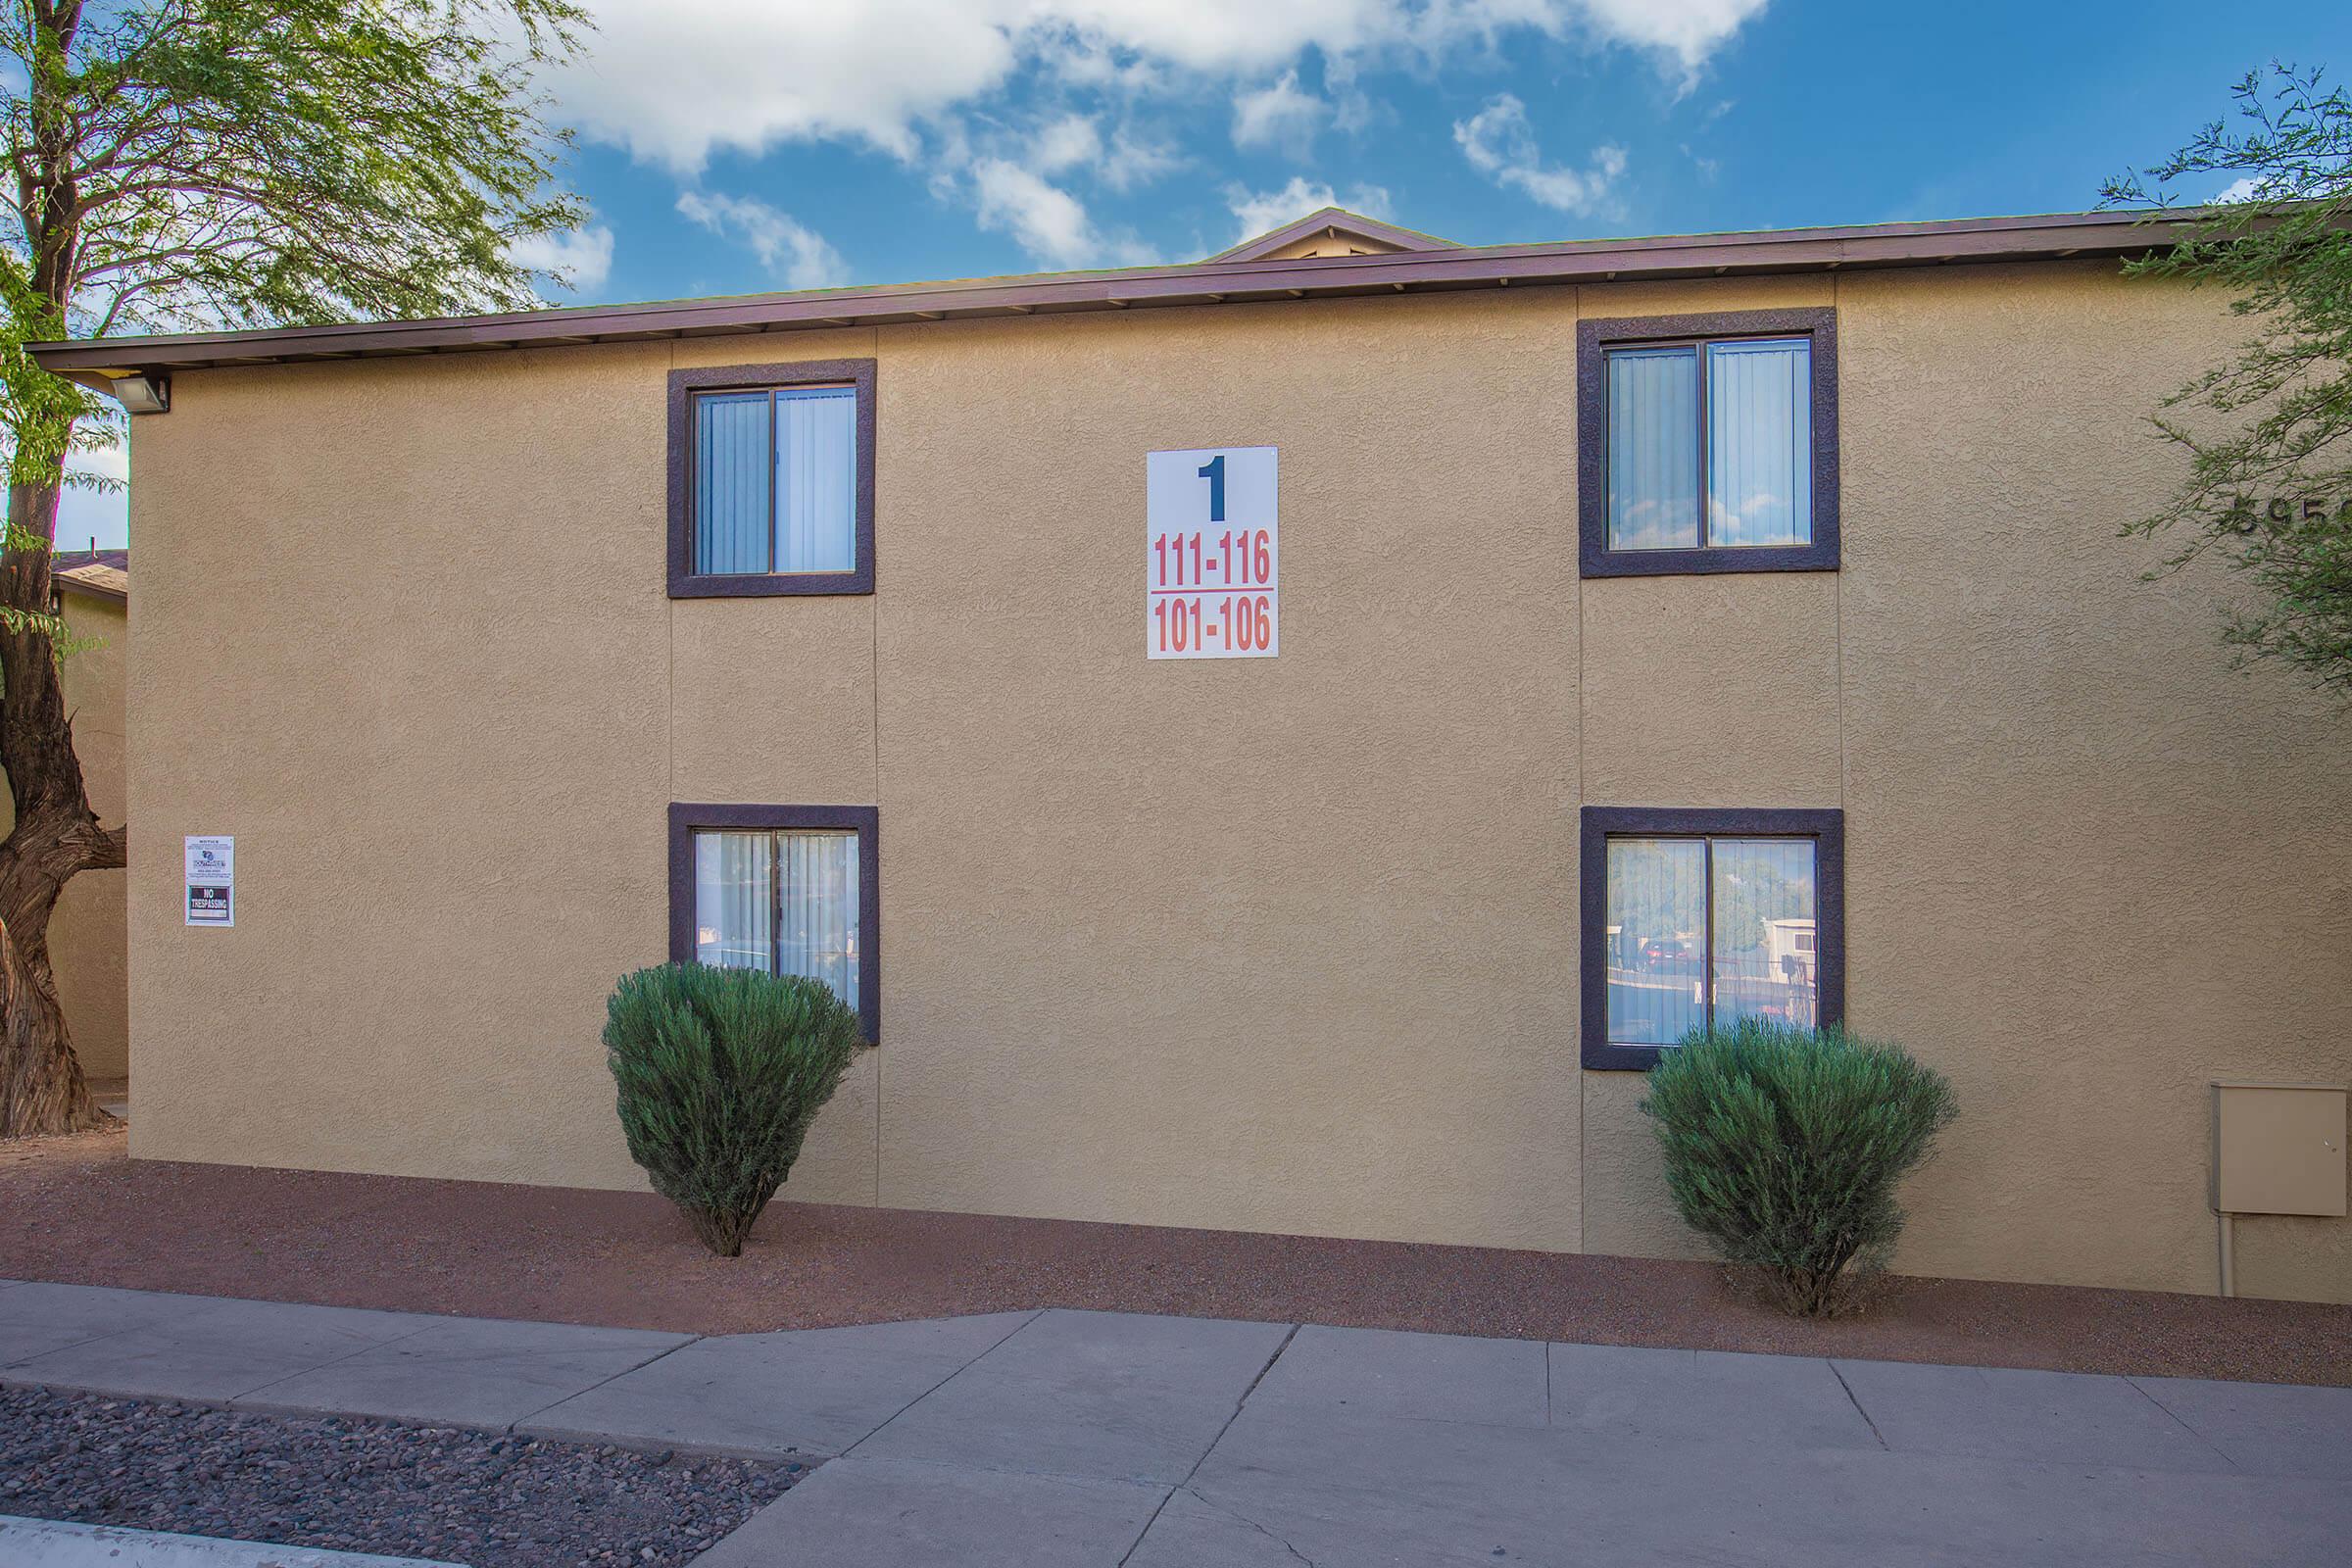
[2211,1082,2348,1216]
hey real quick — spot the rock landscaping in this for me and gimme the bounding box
[0,1386,807,1567]
[5,1129,2350,1388]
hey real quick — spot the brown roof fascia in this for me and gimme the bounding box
[26,210,2207,386]
[1207,206,1462,262]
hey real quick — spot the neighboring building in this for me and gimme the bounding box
[32,549,128,1083]
[32,208,2351,1302]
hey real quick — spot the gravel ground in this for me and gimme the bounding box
[5,1127,2349,1387]
[0,1385,806,1566]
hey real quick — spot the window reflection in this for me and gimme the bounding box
[1604,834,1818,1047]
[1604,336,1812,552]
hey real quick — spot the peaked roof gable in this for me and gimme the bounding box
[1207,207,1461,264]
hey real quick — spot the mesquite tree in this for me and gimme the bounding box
[0,0,588,1135]
[2103,65,2352,696]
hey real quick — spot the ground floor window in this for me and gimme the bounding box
[667,804,880,1042]
[1579,807,1843,1070]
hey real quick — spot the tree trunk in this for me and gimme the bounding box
[0,464,124,1137]
[2,5,122,1137]
[0,908,105,1133]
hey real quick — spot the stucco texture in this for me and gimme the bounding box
[121,261,2350,1300]
[863,296,1581,1249]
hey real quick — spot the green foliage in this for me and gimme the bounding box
[605,964,860,1257]
[0,266,106,638]
[0,0,593,621]
[5,0,590,337]
[2102,65,2352,695]
[1640,1019,1958,1317]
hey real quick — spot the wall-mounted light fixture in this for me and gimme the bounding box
[103,370,170,415]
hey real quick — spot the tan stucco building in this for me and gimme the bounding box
[34,209,2352,1303]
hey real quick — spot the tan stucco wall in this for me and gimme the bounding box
[122,259,2351,1300]
[4,590,130,1080]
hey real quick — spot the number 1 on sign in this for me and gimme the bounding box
[1148,446,1276,661]
[1197,454,1225,522]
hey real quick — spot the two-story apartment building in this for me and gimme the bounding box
[33,208,2351,1302]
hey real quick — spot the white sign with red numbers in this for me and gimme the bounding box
[1146,446,1279,660]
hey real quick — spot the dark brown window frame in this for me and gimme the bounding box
[1576,309,1839,578]
[666,359,877,598]
[1579,805,1845,1071]
[668,802,881,1044]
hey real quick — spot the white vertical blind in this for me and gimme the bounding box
[1605,346,1700,551]
[775,387,858,573]
[1705,338,1812,547]
[777,831,859,1009]
[1710,838,1819,1031]
[694,831,773,970]
[1604,837,1706,1046]
[695,393,772,573]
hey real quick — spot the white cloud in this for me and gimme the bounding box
[549,3,1012,172]
[1013,110,1179,192]
[1323,54,1382,135]
[675,191,847,289]
[1232,71,1328,157]
[1569,0,1771,71]
[972,159,1089,264]
[1035,115,1105,175]
[971,158,1157,268]
[1225,175,1393,244]
[1100,124,1183,190]
[509,222,614,294]
[2211,175,2263,205]
[1453,93,1624,215]
[542,4,1761,276]
[549,3,1769,174]
[929,107,1174,262]
[1031,113,1103,175]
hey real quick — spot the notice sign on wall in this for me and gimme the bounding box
[184,835,233,927]
[1147,446,1279,660]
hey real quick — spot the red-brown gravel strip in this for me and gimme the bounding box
[5,1128,2346,1388]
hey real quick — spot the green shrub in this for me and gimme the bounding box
[1640,1018,1957,1317]
[605,963,860,1256]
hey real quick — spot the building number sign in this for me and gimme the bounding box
[2226,495,2352,531]
[1147,446,1279,660]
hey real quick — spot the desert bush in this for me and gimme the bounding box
[605,963,859,1256]
[1640,1018,1957,1316]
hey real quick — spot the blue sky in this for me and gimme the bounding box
[61,0,2352,553]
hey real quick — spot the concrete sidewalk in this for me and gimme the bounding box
[4,1278,2346,1566]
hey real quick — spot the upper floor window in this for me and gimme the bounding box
[667,360,876,598]
[1577,310,1838,577]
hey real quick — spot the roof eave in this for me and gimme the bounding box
[55,573,127,604]
[26,210,2205,380]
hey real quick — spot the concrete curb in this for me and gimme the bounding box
[0,1515,463,1567]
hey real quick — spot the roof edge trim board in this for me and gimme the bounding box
[26,209,2210,379]
[55,571,127,604]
